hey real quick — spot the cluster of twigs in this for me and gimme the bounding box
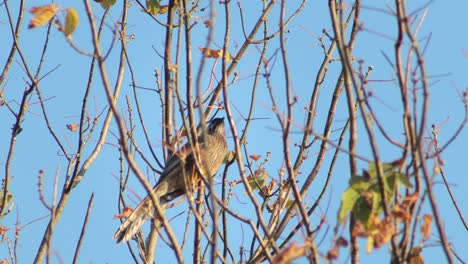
[0,0,466,263]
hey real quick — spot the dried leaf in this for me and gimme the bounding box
[199,47,232,62]
[326,246,339,260]
[66,123,79,132]
[409,247,425,264]
[63,8,79,37]
[0,225,9,236]
[204,19,213,28]
[392,204,411,222]
[421,214,432,239]
[249,154,261,161]
[260,180,276,197]
[113,207,133,219]
[402,192,419,208]
[336,236,348,247]
[28,3,60,29]
[272,242,306,264]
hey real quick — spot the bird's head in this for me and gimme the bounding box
[207,117,225,135]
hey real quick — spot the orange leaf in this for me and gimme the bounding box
[421,214,432,239]
[199,47,231,62]
[66,123,79,132]
[326,246,339,260]
[409,247,425,264]
[249,154,261,161]
[402,192,419,208]
[28,3,60,29]
[392,204,411,222]
[113,207,133,219]
[0,226,8,236]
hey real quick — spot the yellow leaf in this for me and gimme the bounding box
[366,236,374,254]
[158,5,169,14]
[64,8,79,37]
[224,50,232,62]
[421,214,432,239]
[28,3,60,29]
[224,151,235,163]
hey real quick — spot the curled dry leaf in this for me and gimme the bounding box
[113,207,134,219]
[204,19,213,28]
[28,3,60,29]
[260,180,276,197]
[249,154,261,161]
[0,225,9,236]
[199,47,232,62]
[326,246,339,260]
[66,123,79,132]
[421,214,432,240]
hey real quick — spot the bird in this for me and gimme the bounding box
[114,117,228,243]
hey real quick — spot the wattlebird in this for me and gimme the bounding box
[114,117,228,243]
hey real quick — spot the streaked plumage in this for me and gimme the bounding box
[114,117,228,243]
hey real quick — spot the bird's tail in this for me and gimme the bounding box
[114,181,169,243]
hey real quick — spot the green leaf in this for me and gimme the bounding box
[396,172,413,188]
[0,191,14,219]
[285,199,295,209]
[100,0,116,9]
[353,195,373,227]
[146,0,160,15]
[338,188,360,223]
[247,176,265,191]
[368,162,395,180]
[349,175,371,191]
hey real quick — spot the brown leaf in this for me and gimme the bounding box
[204,19,213,28]
[260,180,276,197]
[326,246,339,260]
[336,236,348,247]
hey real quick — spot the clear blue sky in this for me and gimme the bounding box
[0,0,467,263]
